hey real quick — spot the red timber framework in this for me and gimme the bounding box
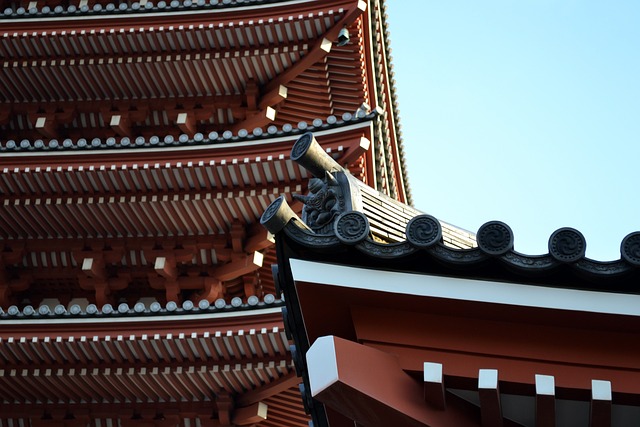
[0,0,408,426]
[263,133,640,427]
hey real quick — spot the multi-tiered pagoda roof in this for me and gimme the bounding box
[0,0,415,425]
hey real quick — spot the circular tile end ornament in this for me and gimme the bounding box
[334,211,370,245]
[621,232,640,266]
[477,221,514,256]
[549,227,586,263]
[290,132,313,162]
[406,215,442,248]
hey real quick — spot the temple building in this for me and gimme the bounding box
[0,0,419,425]
[4,0,634,426]
[261,133,640,427]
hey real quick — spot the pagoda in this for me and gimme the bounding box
[0,0,411,425]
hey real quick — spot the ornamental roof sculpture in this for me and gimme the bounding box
[261,133,640,427]
[262,132,640,291]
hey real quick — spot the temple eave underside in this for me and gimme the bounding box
[0,308,310,427]
[0,1,369,141]
[0,0,408,425]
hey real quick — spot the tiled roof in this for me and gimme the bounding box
[271,204,640,287]
[0,0,286,19]
[262,132,640,291]
[0,293,282,319]
[1,110,377,152]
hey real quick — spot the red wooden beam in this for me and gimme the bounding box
[245,79,259,112]
[348,304,640,396]
[258,85,287,110]
[81,257,106,280]
[262,0,367,94]
[262,38,332,94]
[244,228,275,253]
[110,114,132,137]
[307,335,480,427]
[231,107,276,133]
[232,402,268,426]
[213,252,263,282]
[339,136,371,167]
[175,112,198,136]
[154,256,178,281]
[230,222,246,253]
[237,372,299,406]
[33,115,58,139]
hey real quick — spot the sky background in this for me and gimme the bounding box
[385,1,640,260]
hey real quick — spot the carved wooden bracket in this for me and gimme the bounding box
[214,391,268,427]
[154,256,178,281]
[195,277,225,303]
[147,274,181,303]
[109,114,132,136]
[258,84,287,110]
[145,242,227,303]
[244,226,275,253]
[175,112,198,136]
[74,250,129,307]
[232,402,268,426]
[26,107,77,138]
[77,273,130,307]
[231,107,276,133]
[100,106,150,136]
[30,114,58,139]
[243,274,257,299]
[213,252,263,282]
[144,243,197,265]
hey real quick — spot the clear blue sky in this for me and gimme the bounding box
[386,1,640,260]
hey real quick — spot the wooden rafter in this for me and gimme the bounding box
[424,362,446,410]
[237,372,299,407]
[259,85,288,110]
[232,402,268,426]
[535,374,555,427]
[262,38,333,95]
[478,369,503,427]
[244,227,276,253]
[590,380,612,427]
[214,252,264,282]
[262,0,368,94]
